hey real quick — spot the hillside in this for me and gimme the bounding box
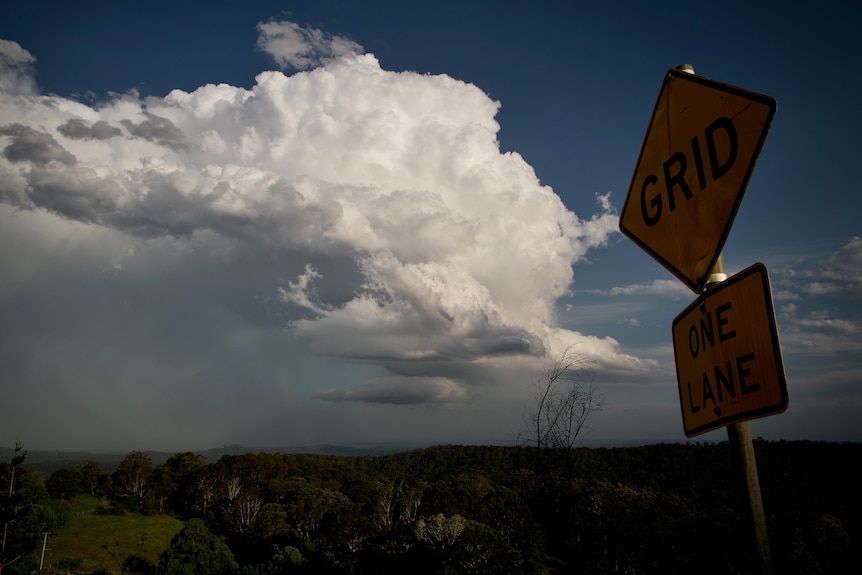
[3,440,859,574]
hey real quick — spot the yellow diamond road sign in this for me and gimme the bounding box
[620,69,776,293]
[672,263,788,437]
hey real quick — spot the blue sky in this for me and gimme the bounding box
[1,1,859,451]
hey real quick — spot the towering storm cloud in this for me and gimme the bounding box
[0,21,652,421]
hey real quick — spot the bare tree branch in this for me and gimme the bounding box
[519,347,604,480]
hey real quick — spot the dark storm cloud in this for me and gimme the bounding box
[0,124,76,166]
[57,118,122,141]
[120,112,188,150]
[24,166,126,223]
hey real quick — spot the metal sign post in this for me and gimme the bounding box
[705,256,775,575]
[620,64,785,575]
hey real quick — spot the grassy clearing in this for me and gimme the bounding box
[41,495,183,574]
[66,493,106,515]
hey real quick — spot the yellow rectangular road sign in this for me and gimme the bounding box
[672,263,788,437]
[620,69,776,293]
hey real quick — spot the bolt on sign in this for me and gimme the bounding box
[672,263,788,437]
[620,69,776,293]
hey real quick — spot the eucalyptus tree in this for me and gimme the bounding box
[113,451,153,511]
[1,443,60,575]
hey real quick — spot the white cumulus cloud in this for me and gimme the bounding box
[314,376,467,404]
[0,39,37,95]
[581,278,693,300]
[256,20,364,71]
[0,22,642,409]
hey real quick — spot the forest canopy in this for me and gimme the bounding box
[2,440,859,574]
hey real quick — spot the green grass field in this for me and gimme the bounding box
[40,495,183,574]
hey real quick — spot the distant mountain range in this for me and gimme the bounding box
[0,442,432,474]
[2,438,688,475]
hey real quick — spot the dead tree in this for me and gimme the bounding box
[520,348,603,482]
